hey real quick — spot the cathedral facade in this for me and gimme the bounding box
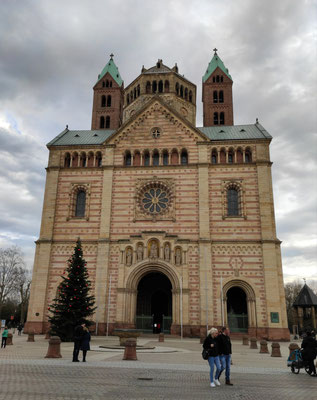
[26,51,290,340]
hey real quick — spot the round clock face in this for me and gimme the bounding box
[142,188,169,214]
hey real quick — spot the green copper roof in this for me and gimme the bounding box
[97,56,123,86]
[203,52,232,82]
[47,129,115,146]
[198,123,272,140]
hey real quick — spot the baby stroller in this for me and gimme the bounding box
[287,348,311,374]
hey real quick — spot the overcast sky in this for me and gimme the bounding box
[0,0,316,284]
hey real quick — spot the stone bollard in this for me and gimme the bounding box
[259,340,269,353]
[27,331,35,342]
[288,342,299,356]
[123,339,137,361]
[250,337,258,349]
[271,342,282,357]
[242,336,249,345]
[7,333,13,345]
[45,336,62,358]
[159,333,164,342]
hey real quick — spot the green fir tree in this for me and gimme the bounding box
[48,239,96,341]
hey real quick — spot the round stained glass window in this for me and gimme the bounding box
[138,183,172,216]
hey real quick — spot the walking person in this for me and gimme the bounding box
[1,326,9,348]
[81,324,91,362]
[203,327,222,387]
[17,324,23,336]
[217,326,233,385]
[301,330,317,376]
[72,323,84,362]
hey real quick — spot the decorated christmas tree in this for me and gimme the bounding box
[48,239,96,341]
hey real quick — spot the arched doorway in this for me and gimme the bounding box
[136,272,172,333]
[226,287,248,333]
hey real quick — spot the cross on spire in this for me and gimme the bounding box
[213,48,218,55]
[110,53,114,60]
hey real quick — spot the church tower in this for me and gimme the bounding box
[91,54,124,130]
[202,49,233,126]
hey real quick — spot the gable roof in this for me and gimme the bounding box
[47,128,115,146]
[96,57,123,87]
[203,53,232,83]
[293,284,317,307]
[198,123,272,140]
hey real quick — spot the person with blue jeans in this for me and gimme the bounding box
[217,326,233,385]
[203,327,223,387]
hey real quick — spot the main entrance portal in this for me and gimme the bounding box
[227,287,248,333]
[136,272,172,333]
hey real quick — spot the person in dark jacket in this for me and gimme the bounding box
[301,330,317,376]
[73,323,84,362]
[203,327,222,387]
[217,326,233,385]
[81,324,91,362]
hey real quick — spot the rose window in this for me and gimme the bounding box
[137,182,172,216]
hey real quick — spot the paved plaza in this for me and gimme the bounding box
[0,333,316,399]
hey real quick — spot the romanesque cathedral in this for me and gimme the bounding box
[26,51,289,340]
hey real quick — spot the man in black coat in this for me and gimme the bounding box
[217,326,233,385]
[72,323,84,362]
[301,330,317,376]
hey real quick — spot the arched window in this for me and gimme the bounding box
[110,81,112,87]
[107,95,111,107]
[143,151,150,166]
[228,150,234,164]
[134,87,137,99]
[175,82,179,95]
[152,150,159,166]
[101,95,106,107]
[87,152,94,167]
[163,150,169,165]
[184,88,188,100]
[80,152,86,167]
[181,149,188,165]
[245,149,252,163]
[72,152,79,167]
[220,112,225,125]
[189,91,193,102]
[95,152,102,167]
[64,153,71,168]
[100,116,105,129]
[105,116,110,128]
[146,81,151,94]
[171,149,178,165]
[125,151,131,166]
[137,85,140,96]
[227,188,239,216]
[213,91,218,103]
[75,190,86,217]
[127,94,130,105]
[237,149,243,163]
[220,76,223,82]
[213,76,216,83]
[220,149,226,164]
[219,91,224,103]
[214,112,219,125]
[180,85,184,97]
[216,75,220,82]
[130,91,133,101]
[211,151,217,164]
[105,80,109,87]
[134,151,141,166]
[158,80,163,93]
[164,80,169,92]
[152,81,157,93]
[102,81,105,87]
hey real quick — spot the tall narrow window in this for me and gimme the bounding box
[146,81,151,94]
[134,88,137,99]
[134,152,141,166]
[189,91,193,102]
[127,94,130,105]
[100,116,105,129]
[211,151,217,164]
[125,151,131,166]
[164,80,169,92]
[137,85,140,96]
[220,112,225,125]
[152,150,159,166]
[228,152,233,164]
[245,150,252,163]
[144,151,150,166]
[105,116,110,128]
[181,149,188,165]
[80,153,86,167]
[158,80,163,93]
[184,88,188,100]
[101,95,106,107]
[180,85,184,97]
[214,112,219,125]
[152,81,157,93]
[96,152,102,167]
[106,80,109,87]
[227,188,239,216]
[75,190,86,217]
[163,151,169,165]
[219,91,224,103]
[64,153,71,168]
[175,83,179,95]
[107,95,111,107]
[216,75,220,82]
[213,91,218,103]
[171,149,178,165]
